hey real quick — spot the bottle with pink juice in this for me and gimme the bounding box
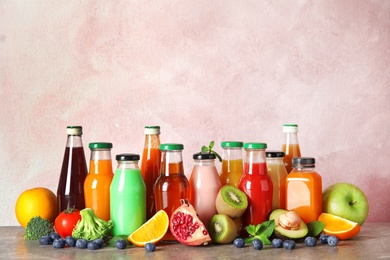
[189,152,222,228]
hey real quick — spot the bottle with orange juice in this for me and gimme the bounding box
[219,141,244,187]
[286,157,322,223]
[282,124,301,173]
[266,150,288,211]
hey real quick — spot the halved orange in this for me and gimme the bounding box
[128,210,169,246]
[318,213,360,240]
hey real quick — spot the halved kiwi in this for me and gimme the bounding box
[215,185,248,219]
[209,214,238,244]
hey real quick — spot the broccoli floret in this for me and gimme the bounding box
[72,208,113,241]
[24,216,54,240]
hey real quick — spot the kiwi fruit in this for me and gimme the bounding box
[215,185,248,218]
[209,214,238,244]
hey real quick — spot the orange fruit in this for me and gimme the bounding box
[318,213,360,240]
[128,210,169,246]
[15,187,58,228]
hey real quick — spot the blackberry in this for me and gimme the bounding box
[233,238,245,248]
[327,235,339,246]
[272,238,283,248]
[283,240,295,250]
[304,236,317,247]
[252,239,263,250]
[144,243,156,252]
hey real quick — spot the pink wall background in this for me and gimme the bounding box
[1,1,389,225]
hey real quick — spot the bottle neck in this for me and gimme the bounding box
[144,134,161,149]
[244,149,266,164]
[266,157,284,165]
[283,132,299,145]
[292,165,315,172]
[90,149,112,161]
[222,147,243,161]
[116,161,139,170]
[160,150,184,176]
[193,159,216,167]
[66,135,84,148]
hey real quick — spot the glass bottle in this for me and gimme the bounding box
[238,143,273,236]
[140,126,161,221]
[219,141,244,187]
[110,153,146,236]
[57,126,88,213]
[286,157,322,223]
[266,150,288,211]
[84,142,113,221]
[154,143,189,240]
[189,152,222,228]
[282,124,301,174]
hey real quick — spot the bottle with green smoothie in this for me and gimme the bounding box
[110,153,146,236]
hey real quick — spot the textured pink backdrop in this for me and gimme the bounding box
[1,1,389,225]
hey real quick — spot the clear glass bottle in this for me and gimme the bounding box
[110,153,146,236]
[219,141,244,187]
[286,157,322,223]
[57,126,88,213]
[140,126,161,221]
[84,142,113,221]
[266,150,288,211]
[282,124,301,174]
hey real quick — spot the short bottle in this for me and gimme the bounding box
[219,141,244,187]
[286,157,322,223]
[140,126,162,221]
[282,124,301,174]
[57,126,88,213]
[189,152,222,228]
[238,143,273,236]
[110,153,146,236]
[266,151,288,211]
[84,142,113,221]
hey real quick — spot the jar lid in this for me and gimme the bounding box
[221,141,243,148]
[193,152,216,160]
[292,157,315,165]
[144,126,160,135]
[266,150,285,158]
[89,142,113,149]
[116,153,140,161]
[283,124,298,133]
[243,142,267,149]
[66,126,82,135]
[160,143,184,151]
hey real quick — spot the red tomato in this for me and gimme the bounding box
[54,208,82,238]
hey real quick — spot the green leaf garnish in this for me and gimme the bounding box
[243,220,275,245]
[307,221,325,237]
[201,141,222,162]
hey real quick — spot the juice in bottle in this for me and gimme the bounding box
[286,157,322,223]
[238,143,273,236]
[110,153,146,236]
[282,124,301,173]
[266,150,288,211]
[84,142,113,221]
[189,152,222,228]
[219,141,243,187]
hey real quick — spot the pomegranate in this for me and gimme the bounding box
[170,199,211,246]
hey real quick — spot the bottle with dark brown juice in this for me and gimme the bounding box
[57,126,88,213]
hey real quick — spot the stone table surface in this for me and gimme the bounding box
[0,223,389,259]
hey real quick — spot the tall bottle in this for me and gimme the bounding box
[282,124,301,173]
[57,126,88,213]
[189,152,222,228]
[154,143,189,240]
[286,157,322,223]
[238,143,273,236]
[140,126,161,221]
[266,151,288,211]
[84,142,113,221]
[219,141,244,187]
[110,153,146,236]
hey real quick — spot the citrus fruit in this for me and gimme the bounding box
[128,209,169,246]
[15,187,58,228]
[318,212,360,240]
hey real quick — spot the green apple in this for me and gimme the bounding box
[322,182,369,226]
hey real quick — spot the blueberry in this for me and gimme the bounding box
[252,239,263,250]
[53,238,66,249]
[116,239,127,250]
[94,238,104,249]
[304,236,317,247]
[144,243,156,252]
[39,236,52,245]
[272,238,283,248]
[283,240,296,250]
[327,235,339,246]
[319,234,329,244]
[76,239,88,249]
[49,232,61,242]
[65,236,76,247]
[233,238,245,248]
[87,241,99,250]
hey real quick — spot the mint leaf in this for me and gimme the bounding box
[200,141,222,162]
[245,224,256,235]
[260,220,275,238]
[244,220,275,245]
[307,221,325,237]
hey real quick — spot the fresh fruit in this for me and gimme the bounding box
[116,240,127,250]
[87,241,99,250]
[271,238,283,248]
[327,235,339,246]
[304,236,317,247]
[319,234,329,244]
[252,238,263,250]
[39,236,51,245]
[283,240,295,250]
[49,232,61,241]
[15,187,58,228]
[53,238,66,248]
[75,239,88,249]
[107,235,131,247]
[322,182,369,226]
[128,209,169,246]
[94,238,104,248]
[208,214,237,244]
[215,185,248,219]
[65,236,76,247]
[269,209,308,239]
[145,243,156,252]
[169,199,211,246]
[54,208,81,238]
[233,238,245,248]
[318,213,360,240]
